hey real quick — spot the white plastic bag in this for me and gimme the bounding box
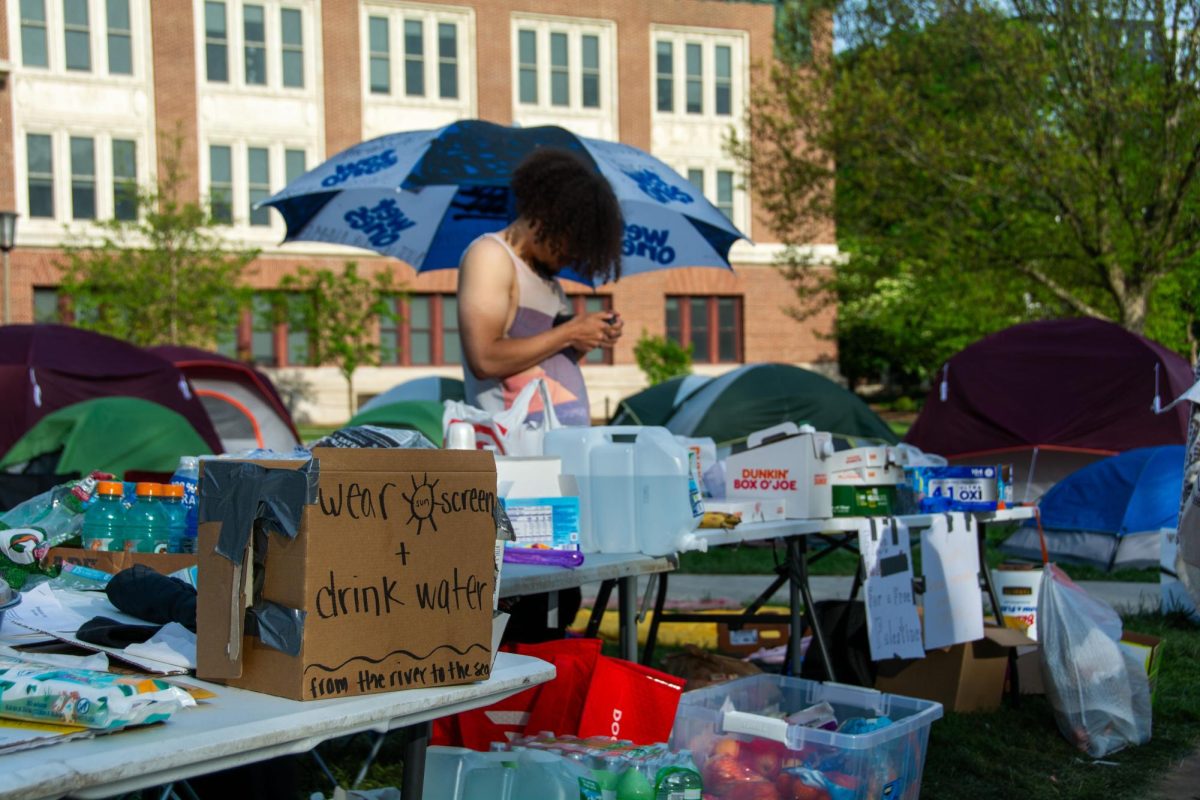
[442,379,563,456]
[1038,563,1151,757]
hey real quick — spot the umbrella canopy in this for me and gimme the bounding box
[0,397,214,479]
[149,345,301,453]
[663,363,899,448]
[358,376,465,414]
[610,374,711,426]
[0,324,223,458]
[346,400,445,445]
[261,120,748,284]
[1001,445,1184,570]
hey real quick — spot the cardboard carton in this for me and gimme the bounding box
[874,624,1035,712]
[196,448,499,701]
[725,423,834,519]
[1119,631,1164,701]
[44,548,196,576]
[716,622,791,657]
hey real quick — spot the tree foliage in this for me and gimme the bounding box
[57,141,257,347]
[277,262,399,416]
[737,0,1200,385]
[634,331,694,386]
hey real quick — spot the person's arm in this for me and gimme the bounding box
[457,238,617,380]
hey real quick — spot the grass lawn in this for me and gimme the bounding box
[297,424,341,445]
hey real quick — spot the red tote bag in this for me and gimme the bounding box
[576,656,687,745]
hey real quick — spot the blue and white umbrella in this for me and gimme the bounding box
[261,120,748,284]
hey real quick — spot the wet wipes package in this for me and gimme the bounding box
[907,466,1013,512]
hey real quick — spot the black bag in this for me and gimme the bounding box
[800,600,876,687]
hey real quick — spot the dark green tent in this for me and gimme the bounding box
[664,363,899,447]
[610,374,711,426]
[0,397,213,478]
[347,400,444,445]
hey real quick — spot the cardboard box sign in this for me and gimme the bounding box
[874,624,1035,712]
[196,448,499,701]
[716,622,791,657]
[44,548,196,577]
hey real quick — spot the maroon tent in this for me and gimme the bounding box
[905,318,1194,500]
[150,345,301,453]
[0,325,223,459]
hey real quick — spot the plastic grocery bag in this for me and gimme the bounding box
[442,379,563,456]
[1039,563,1151,757]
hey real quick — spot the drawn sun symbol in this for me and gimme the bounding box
[401,473,440,535]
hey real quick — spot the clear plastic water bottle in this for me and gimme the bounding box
[160,483,189,553]
[124,483,170,553]
[654,751,702,800]
[81,481,127,552]
[171,456,200,549]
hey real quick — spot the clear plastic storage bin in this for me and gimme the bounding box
[670,675,943,800]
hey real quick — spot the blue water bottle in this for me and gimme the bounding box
[171,456,200,552]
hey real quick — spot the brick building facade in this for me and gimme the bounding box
[0,0,837,424]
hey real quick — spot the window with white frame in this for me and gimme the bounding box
[18,0,141,74]
[679,164,742,226]
[202,0,310,91]
[206,141,312,229]
[652,28,746,119]
[20,131,143,223]
[362,4,468,103]
[511,16,613,114]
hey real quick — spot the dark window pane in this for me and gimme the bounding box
[441,295,460,364]
[718,297,739,362]
[281,8,303,87]
[285,149,306,183]
[655,40,672,112]
[690,297,710,362]
[686,43,702,114]
[369,17,390,93]
[581,34,599,108]
[715,44,732,115]
[107,0,132,74]
[21,1,49,67]
[405,19,424,96]
[717,170,734,220]
[248,147,270,226]
[65,0,91,71]
[112,139,137,220]
[550,32,568,106]
[687,168,704,194]
[209,145,233,224]
[215,327,238,358]
[251,294,276,366]
[205,2,228,82]
[33,288,60,323]
[438,23,457,99]
[410,332,431,365]
[518,29,537,103]
[286,294,309,364]
[409,295,430,327]
[244,5,266,85]
[27,134,54,219]
[70,136,96,220]
[665,297,681,345]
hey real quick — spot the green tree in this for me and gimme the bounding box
[735,0,1200,381]
[634,331,693,386]
[58,140,257,347]
[277,262,400,416]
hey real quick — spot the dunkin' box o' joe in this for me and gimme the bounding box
[196,448,499,701]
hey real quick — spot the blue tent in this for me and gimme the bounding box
[1001,445,1185,570]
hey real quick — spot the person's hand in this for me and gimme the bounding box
[567,311,623,353]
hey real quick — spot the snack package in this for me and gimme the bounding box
[0,658,196,730]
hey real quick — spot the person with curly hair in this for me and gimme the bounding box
[457,147,625,426]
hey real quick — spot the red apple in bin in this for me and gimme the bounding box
[743,739,784,780]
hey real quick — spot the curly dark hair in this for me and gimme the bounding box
[511,148,624,283]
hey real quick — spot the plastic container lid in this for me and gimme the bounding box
[135,482,160,497]
[96,481,124,496]
[161,484,184,499]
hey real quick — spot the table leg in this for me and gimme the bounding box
[640,571,671,666]
[789,535,835,680]
[977,520,1004,622]
[585,579,616,638]
[618,575,638,662]
[400,721,431,800]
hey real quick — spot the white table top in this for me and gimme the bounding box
[694,505,1037,548]
[0,652,555,800]
[499,552,676,598]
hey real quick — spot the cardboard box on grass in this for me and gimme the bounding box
[44,548,196,577]
[874,624,1035,712]
[716,621,791,657]
[196,448,499,701]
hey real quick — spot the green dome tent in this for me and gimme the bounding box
[664,363,899,448]
[347,400,444,445]
[0,397,213,478]
[610,374,711,426]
